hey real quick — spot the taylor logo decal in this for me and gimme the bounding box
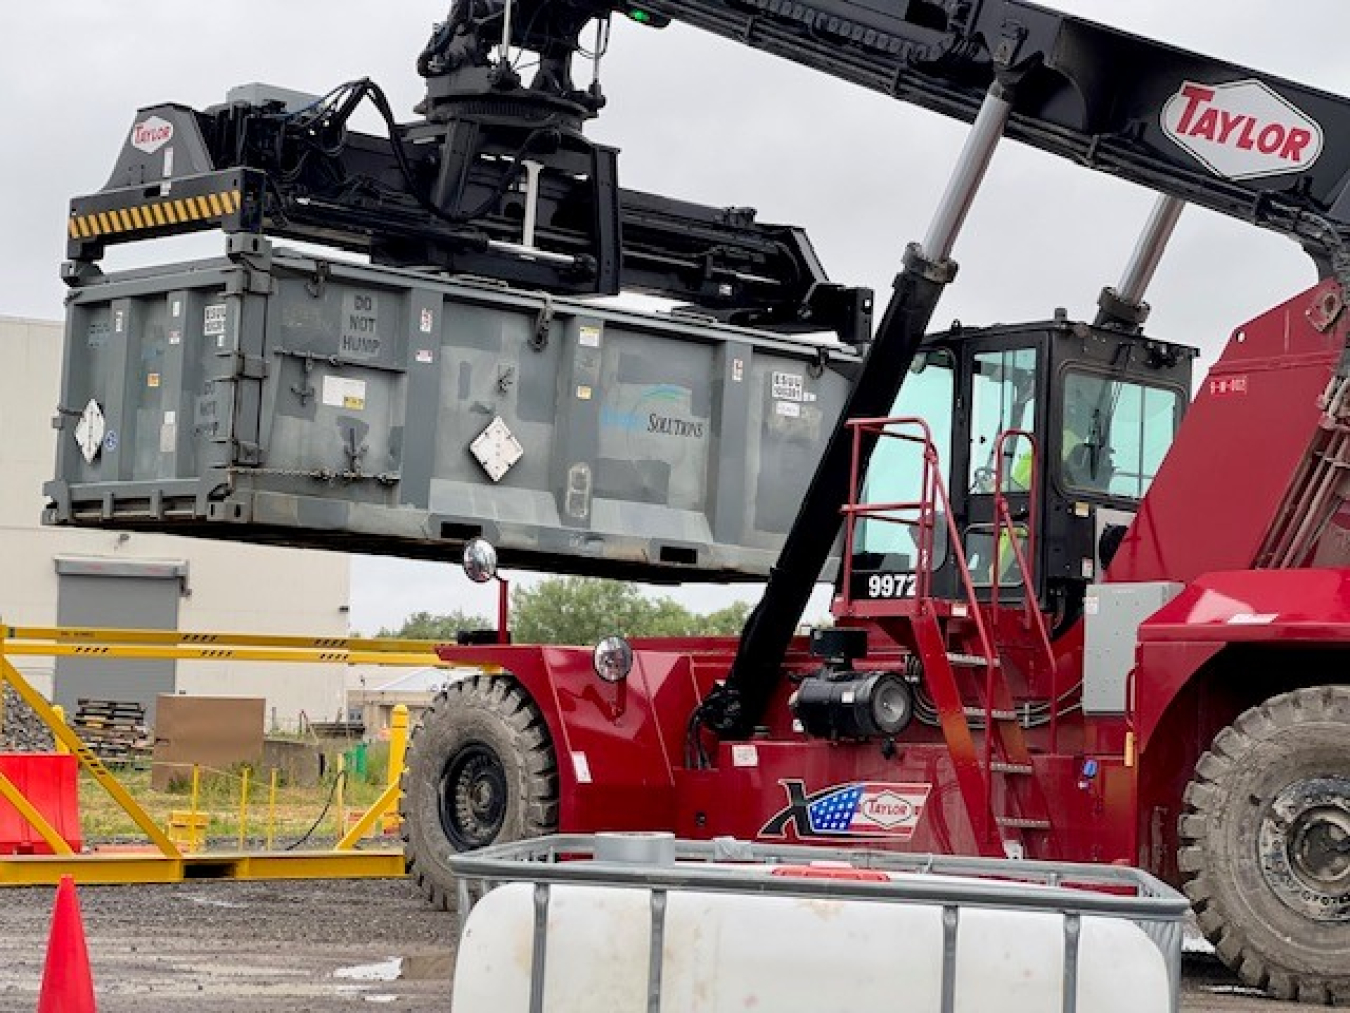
[760,780,932,840]
[1161,79,1323,181]
[130,116,175,155]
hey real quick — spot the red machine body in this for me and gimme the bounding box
[435,272,1350,874]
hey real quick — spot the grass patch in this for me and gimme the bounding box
[78,764,394,847]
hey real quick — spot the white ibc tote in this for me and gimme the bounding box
[448,832,1188,1013]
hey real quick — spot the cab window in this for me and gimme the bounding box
[1061,371,1183,498]
[857,349,955,568]
[969,348,1038,494]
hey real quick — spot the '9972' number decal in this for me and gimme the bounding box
[866,573,916,598]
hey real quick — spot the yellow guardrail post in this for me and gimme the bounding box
[238,766,251,850]
[333,753,345,844]
[382,705,409,834]
[266,768,279,851]
[51,705,71,755]
[190,765,202,852]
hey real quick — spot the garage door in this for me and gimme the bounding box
[54,557,185,723]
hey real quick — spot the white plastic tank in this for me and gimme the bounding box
[451,866,1175,1012]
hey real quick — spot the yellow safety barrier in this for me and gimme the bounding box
[381,704,410,835]
[0,622,465,885]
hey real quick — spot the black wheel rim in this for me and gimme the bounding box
[1258,776,1350,922]
[440,742,508,851]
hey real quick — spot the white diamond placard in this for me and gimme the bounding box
[469,416,524,483]
[74,398,106,464]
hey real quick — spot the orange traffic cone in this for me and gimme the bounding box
[37,875,96,1013]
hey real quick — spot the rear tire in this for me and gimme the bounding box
[1180,686,1350,1004]
[400,675,558,909]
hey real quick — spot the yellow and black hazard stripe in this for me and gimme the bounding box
[68,189,242,240]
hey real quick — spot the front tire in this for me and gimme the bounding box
[1180,686,1350,1004]
[400,675,558,909]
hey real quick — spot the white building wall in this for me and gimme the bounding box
[0,316,351,730]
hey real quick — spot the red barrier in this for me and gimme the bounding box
[0,753,82,854]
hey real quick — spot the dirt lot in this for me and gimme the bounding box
[0,876,1312,1012]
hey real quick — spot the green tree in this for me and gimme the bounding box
[510,577,658,645]
[378,609,492,641]
[378,583,761,647]
[704,600,752,636]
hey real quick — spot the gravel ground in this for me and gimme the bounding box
[0,875,1315,1012]
[0,686,55,752]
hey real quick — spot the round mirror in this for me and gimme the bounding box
[592,636,634,684]
[462,538,498,584]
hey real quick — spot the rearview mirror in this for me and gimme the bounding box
[462,538,498,584]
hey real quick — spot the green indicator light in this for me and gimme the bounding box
[624,7,670,27]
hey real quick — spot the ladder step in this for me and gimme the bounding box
[996,816,1052,831]
[963,707,1017,721]
[946,652,999,668]
[989,761,1034,775]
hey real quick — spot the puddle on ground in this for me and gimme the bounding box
[182,892,248,910]
[335,958,403,982]
[334,954,454,983]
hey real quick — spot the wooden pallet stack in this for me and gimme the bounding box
[72,699,153,765]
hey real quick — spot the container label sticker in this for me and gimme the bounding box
[168,329,182,346]
[322,375,366,411]
[415,349,434,364]
[419,307,434,334]
[341,293,381,359]
[731,744,759,768]
[571,751,593,785]
[776,401,801,418]
[104,430,119,453]
[1209,375,1248,396]
[576,384,593,401]
[159,421,177,453]
[772,371,804,401]
[203,303,227,338]
[171,299,182,318]
[147,372,161,389]
[761,780,933,841]
[732,358,744,383]
[578,324,602,348]
[114,310,125,334]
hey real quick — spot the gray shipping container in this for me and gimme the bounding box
[45,242,858,582]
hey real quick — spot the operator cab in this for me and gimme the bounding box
[847,313,1196,631]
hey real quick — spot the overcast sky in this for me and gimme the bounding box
[3,2,1347,635]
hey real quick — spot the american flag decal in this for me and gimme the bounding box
[761,780,932,840]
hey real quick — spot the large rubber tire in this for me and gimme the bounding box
[400,675,558,909]
[1180,686,1350,1004]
